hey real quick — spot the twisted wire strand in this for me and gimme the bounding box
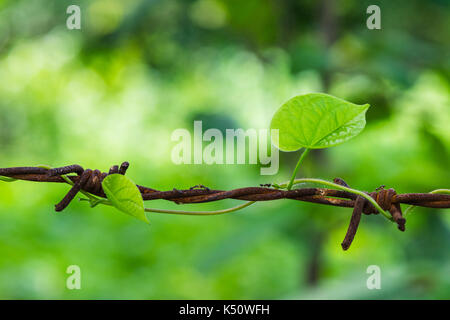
[1,162,449,250]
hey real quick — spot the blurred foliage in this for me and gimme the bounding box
[0,0,449,299]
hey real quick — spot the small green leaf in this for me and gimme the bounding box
[102,174,149,223]
[270,93,370,151]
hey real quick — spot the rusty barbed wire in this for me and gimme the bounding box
[1,162,449,250]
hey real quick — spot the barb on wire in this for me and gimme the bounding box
[1,162,449,251]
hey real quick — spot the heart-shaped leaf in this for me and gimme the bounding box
[102,174,149,223]
[270,93,370,151]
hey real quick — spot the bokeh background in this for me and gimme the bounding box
[0,0,449,299]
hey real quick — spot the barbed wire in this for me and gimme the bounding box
[1,162,449,250]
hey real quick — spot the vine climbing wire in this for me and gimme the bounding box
[1,162,449,251]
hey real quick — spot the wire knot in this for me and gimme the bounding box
[361,188,405,231]
[339,180,406,251]
[50,162,130,212]
[362,187,395,213]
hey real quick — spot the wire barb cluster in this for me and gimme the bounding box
[1,162,449,250]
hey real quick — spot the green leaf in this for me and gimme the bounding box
[102,174,149,223]
[270,93,370,151]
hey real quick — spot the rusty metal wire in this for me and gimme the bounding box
[1,162,449,250]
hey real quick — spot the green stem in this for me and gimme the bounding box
[0,176,17,182]
[404,189,450,217]
[279,177,393,221]
[287,148,309,190]
[144,201,255,215]
[81,198,256,216]
[40,165,257,216]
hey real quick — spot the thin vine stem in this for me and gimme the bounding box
[0,176,17,182]
[404,189,450,217]
[136,177,392,219]
[44,163,256,215]
[279,177,393,221]
[145,201,256,215]
[80,198,256,216]
[3,162,449,252]
[30,165,440,221]
[287,148,309,190]
[2,163,449,232]
[47,159,389,219]
[11,159,391,219]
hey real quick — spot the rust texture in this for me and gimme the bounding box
[1,162,449,250]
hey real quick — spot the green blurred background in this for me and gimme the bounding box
[0,0,449,299]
